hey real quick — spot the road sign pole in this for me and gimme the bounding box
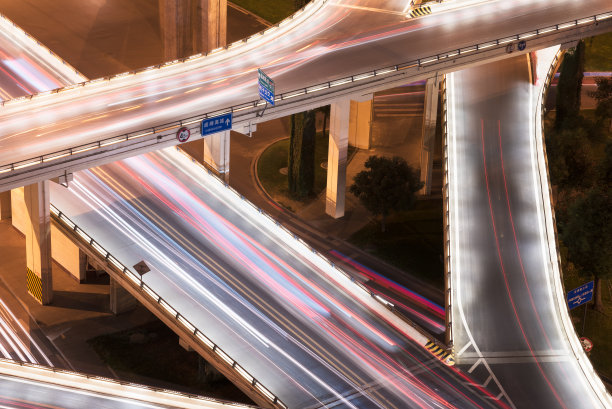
[581,302,588,335]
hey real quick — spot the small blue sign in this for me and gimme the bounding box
[258,68,275,106]
[201,113,232,137]
[567,281,594,309]
[518,40,527,51]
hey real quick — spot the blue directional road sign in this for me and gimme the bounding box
[201,113,232,137]
[258,68,275,106]
[518,40,527,51]
[567,281,594,309]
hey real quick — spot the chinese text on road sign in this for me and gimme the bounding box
[567,281,594,309]
[258,68,275,106]
[201,113,232,137]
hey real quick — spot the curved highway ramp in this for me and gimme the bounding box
[445,48,611,409]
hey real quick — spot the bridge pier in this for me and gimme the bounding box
[326,99,350,218]
[348,99,373,149]
[23,182,53,305]
[110,277,138,315]
[326,98,373,218]
[0,191,11,220]
[419,74,441,196]
[204,130,230,182]
[159,0,227,61]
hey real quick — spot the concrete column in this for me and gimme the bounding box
[0,191,11,220]
[348,99,373,149]
[419,75,441,196]
[110,278,138,315]
[204,130,230,182]
[159,0,227,61]
[24,181,52,305]
[326,99,350,218]
[51,223,88,282]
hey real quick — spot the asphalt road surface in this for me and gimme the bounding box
[446,53,609,409]
[0,0,610,169]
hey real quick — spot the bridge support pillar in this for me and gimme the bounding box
[0,191,11,220]
[24,181,53,305]
[348,99,373,149]
[419,75,441,196]
[326,99,350,218]
[204,130,230,182]
[51,226,88,282]
[110,277,138,315]
[159,0,227,60]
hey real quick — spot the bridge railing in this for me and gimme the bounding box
[440,75,453,350]
[1,10,611,176]
[50,203,288,409]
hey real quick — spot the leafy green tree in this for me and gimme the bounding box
[288,110,316,199]
[546,126,594,188]
[589,77,612,132]
[555,41,585,130]
[561,188,612,311]
[350,156,423,232]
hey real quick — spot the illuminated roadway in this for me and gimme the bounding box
[0,11,495,408]
[446,51,611,408]
[0,1,610,408]
[49,148,504,409]
[0,21,258,409]
[0,0,611,189]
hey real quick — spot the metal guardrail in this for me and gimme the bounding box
[1,10,611,176]
[49,203,288,409]
[440,76,453,350]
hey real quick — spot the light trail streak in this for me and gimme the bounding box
[481,119,567,409]
[329,250,445,318]
[47,147,508,408]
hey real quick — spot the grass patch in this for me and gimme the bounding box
[348,199,444,287]
[257,133,355,210]
[88,320,252,404]
[585,32,612,72]
[230,0,296,24]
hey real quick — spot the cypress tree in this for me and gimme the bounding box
[555,41,585,130]
[288,110,316,199]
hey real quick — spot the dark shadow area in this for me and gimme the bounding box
[51,291,108,313]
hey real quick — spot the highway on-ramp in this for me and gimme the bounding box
[446,52,610,408]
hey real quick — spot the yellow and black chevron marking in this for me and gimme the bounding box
[26,267,43,303]
[410,6,432,18]
[425,340,455,366]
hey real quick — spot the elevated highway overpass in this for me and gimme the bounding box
[1,0,612,408]
[0,7,491,409]
[0,13,262,409]
[0,0,611,191]
[444,48,611,408]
